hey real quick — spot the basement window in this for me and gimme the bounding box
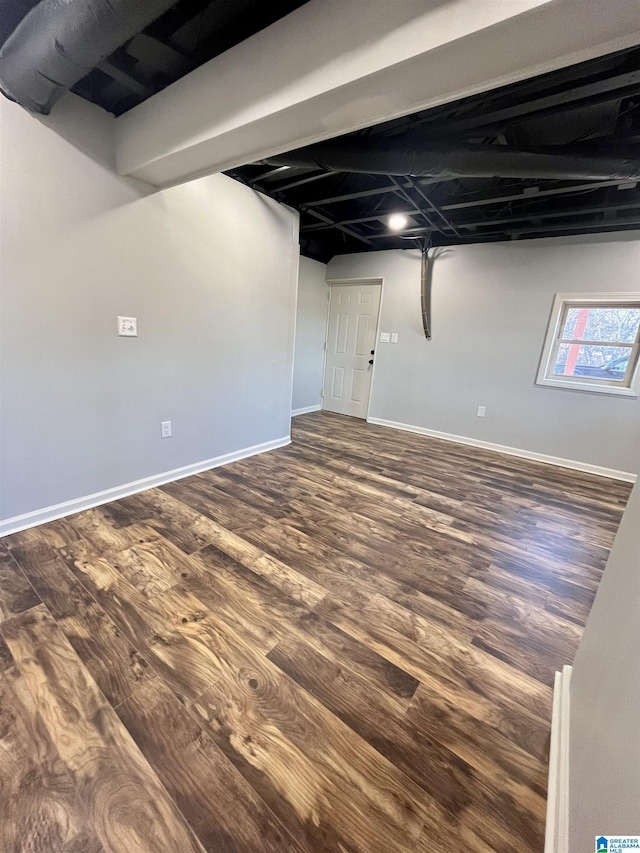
[536,293,640,396]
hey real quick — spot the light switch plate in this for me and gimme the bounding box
[391,333,398,343]
[117,316,137,337]
[380,332,390,343]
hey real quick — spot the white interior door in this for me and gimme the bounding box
[323,281,382,418]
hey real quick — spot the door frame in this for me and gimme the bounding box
[322,277,384,420]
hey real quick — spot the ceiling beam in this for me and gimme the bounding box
[126,33,193,78]
[364,203,640,238]
[98,59,153,98]
[441,179,634,211]
[251,165,295,182]
[305,209,372,246]
[457,199,640,230]
[302,207,424,230]
[302,184,400,207]
[488,215,640,237]
[272,171,337,192]
[301,179,449,208]
[302,179,639,231]
[116,0,640,186]
[301,199,640,231]
[396,68,640,138]
[302,177,633,211]
[405,175,462,238]
[389,176,450,237]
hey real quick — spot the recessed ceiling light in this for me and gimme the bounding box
[388,213,409,231]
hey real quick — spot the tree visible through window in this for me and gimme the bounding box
[537,294,640,396]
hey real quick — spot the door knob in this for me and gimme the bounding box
[370,350,375,355]
[368,359,374,365]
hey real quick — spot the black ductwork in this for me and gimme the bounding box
[0,0,177,114]
[267,137,640,182]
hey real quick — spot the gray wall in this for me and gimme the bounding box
[292,256,328,413]
[569,479,640,849]
[0,95,299,523]
[327,239,640,475]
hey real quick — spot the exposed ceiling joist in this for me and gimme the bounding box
[388,176,451,238]
[273,171,335,192]
[301,207,424,230]
[389,68,640,138]
[302,181,435,208]
[441,179,635,211]
[114,0,640,186]
[305,209,372,247]
[481,214,640,238]
[309,198,640,235]
[98,59,153,99]
[213,32,640,262]
[125,32,192,77]
[364,199,640,236]
[251,165,296,183]
[5,0,639,261]
[404,176,462,238]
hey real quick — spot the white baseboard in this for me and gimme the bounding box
[545,665,572,853]
[0,435,291,538]
[292,404,323,416]
[367,417,637,483]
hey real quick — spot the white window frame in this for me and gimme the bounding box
[536,292,640,397]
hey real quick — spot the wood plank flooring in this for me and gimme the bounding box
[0,412,630,852]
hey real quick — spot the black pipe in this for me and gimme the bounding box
[267,137,640,182]
[0,0,177,114]
[420,246,431,340]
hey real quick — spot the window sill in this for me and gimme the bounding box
[536,377,640,397]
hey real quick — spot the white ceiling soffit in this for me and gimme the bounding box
[115,0,640,188]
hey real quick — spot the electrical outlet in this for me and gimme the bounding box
[476,406,486,418]
[391,333,398,343]
[380,332,390,343]
[161,420,172,438]
[117,316,137,336]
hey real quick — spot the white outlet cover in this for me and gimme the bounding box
[117,316,137,337]
[391,333,398,343]
[380,332,390,343]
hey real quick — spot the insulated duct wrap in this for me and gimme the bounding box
[0,0,177,114]
[268,138,640,182]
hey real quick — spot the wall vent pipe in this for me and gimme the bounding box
[267,138,640,183]
[421,245,432,340]
[0,0,177,114]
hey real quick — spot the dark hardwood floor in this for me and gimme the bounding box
[0,412,630,852]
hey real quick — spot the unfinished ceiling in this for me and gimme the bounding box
[0,0,310,115]
[226,45,640,262]
[72,0,312,117]
[2,1,640,262]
